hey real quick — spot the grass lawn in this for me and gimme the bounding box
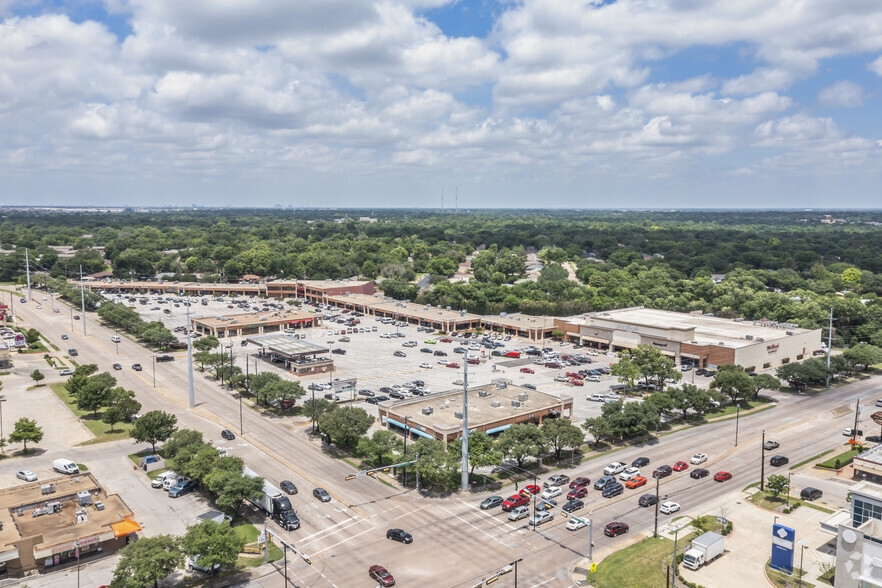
[791,450,833,470]
[49,382,135,444]
[708,399,771,419]
[748,491,835,514]
[766,560,813,587]
[592,535,696,588]
[234,523,283,567]
[817,448,860,469]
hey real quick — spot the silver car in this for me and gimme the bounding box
[529,511,554,526]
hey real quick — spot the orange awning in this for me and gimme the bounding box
[111,517,142,537]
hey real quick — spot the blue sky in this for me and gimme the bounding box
[1,0,882,208]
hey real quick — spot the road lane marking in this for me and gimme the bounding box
[309,526,375,556]
[436,504,515,550]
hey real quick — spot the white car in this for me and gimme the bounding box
[17,470,37,482]
[619,467,640,481]
[566,517,588,531]
[59,368,74,376]
[690,453,708,465]
[380,333,391,338]
[603,462,626,476]
[541,486,562,500]
[419,362,433,369]
[660,501,680,514]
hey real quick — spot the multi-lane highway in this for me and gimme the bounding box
[6,289,874,588]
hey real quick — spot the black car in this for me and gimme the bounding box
[480,496,504,510]
[156,355,174,362]
[867,435,882,443]
[638,494,657,507]
[324,393,340,401]
[365,397,382,405]
[522,383,537,390]
[389,391,405,399]
[358,389,375,397]
[386,528,414,544]
[690,468,709,479]
[800,487,823,501]
[535,499,557,512]
[454,347,466,353]
[394,351,406,357]
[562,499,584,513]
[770,455,789,467]
[221,429,235,440]
[434,350,447,356]
[331,348,346,355]
[631,457,650,468]
[652,465,673,479]
[280,480,298,495]
[420,348,432,353]
[374,395,390,403]
[68,349,78,356]
[602,483,624,498]
[379,387,394,394]
[112,363,122,370]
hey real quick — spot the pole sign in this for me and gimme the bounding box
[871,412,882,426]
[770,523,795,574]
[13,333,25,348]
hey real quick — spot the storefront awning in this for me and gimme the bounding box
[486,424,511,434]
[111,517,142,537]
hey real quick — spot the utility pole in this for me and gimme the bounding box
[25,248,31,302]
[760,430,766,492]
[461,348,470,492]
[853,398,861,444]
[186,302,195,409]
[79,266,86,336]
[588,515,594,561]
[403,415,409,486]
[654,475,661,538]
[826,307,834,387]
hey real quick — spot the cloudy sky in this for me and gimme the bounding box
[2,0,882,208]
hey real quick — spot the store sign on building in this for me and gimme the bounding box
[652,342,668,348]
[766,344,779,354]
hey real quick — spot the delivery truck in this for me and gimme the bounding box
[682,531,725,570]
[243,466,300,530]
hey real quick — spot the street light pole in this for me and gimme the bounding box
[787,472,792,507]
[734,403,741,446]
[654,475,661,538]
[403,415,409,486]
[0,397,6,452]
[671,523,686,588]
[761,429,766,492]
[798,542,807,587]
[152,357,156,388]
[311,389,316,434]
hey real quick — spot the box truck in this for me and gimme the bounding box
[243,466,300,530]
[682,531,725,570]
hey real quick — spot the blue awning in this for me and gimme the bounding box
[385,417,406,429]
[385,417,434,439]
[486,424,511,435]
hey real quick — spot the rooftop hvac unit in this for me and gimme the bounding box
[460,310,467,316]
[446,306,451,311]
[94,501,104,511]
[786,331,794,336]
[490,401,501,408]
[745,335,753,340]
[77,491,93,506]
[46,502,62,514]
[32,508,48,518]
[518,392,529,402]
[422,407,433,415]
[734,318,744,322]
[757,337,765,342]
[478,390,490,398]
[454,411,463,419]
[500,312,507,317]
[40,484,55,495]
[511,400,521,408]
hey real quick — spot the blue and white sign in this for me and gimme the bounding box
[770,523,795,574]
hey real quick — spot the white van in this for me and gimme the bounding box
[163,475,189,491]
[111,335,121,343]
[53,458,79,475]
[151,471,179,489]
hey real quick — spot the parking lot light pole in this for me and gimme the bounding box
[760,430,766,491]
[0,397,6,453]
[787,472,792,507]
[734,403,741,446]
[403,416,409,486]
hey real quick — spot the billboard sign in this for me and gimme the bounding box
[770,523,795,574]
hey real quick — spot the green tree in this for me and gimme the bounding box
[710,365,758,405]
[76,372,117,417]
[645,391,675,419]
[601,400,661,441]
[405,437,459,489]
[610,353,641,389]
[540,419,584,459]
[582,416,613,449]
[181,520,245,572]
[110,535,183,588]
[30,369,45,384]
[180,444,222,482]
[65,363,99,397]
[303,398,336,432]
[356,430,401,467]
[452,430,503,475]
[210,470,265,515]
[629,344,681,389]
[9,417,43,451]
[193,334,219,353]
[102,388,141,433]
[753,373,781,394]
[766,474,789,498]
[131,411,179,453]
[24,328,41,346]
[319,406,374,447]
[844,343,882,371]
[497,424,546,467]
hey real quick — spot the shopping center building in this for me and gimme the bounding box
[192,309,320,338]
[556,307,823,370]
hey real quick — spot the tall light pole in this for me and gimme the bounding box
[671,523,687,588]
[798,541,807,586]
[79,265,86,337]
[0,397,6,452]
[461,348,470,492]
[403,415,409,486]
[760,429,766,492]
[654,475,661,538]
[734,402,741,446]
[186,302,195,408]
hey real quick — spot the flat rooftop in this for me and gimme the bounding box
[326,293,482,323]
[480,313,558,330]
[573,307,814,348]
[384,382,571,432]
[86,280,263,291]
[267,279,373,290]
[193,309,316,328]
[247,333,328,355]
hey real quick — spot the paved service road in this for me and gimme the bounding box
[7,289,877,588]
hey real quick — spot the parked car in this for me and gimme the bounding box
[368,565,395,587]
[393,351,406,357]
[386,528,413,544]
[168,479,198,498]
[17,470,37,482]
[604,522,629,537]
[520,367,535,374]
[59,368,74,376]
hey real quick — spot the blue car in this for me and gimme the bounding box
[168,479,198,498]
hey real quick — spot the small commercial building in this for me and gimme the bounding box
[557,307,822,370]
[480,313,558,341]
[192,309,320,338]
[84,280,265,296]
[852,446,882,485]
[246,333,333,375]
[322,293,483,333]
[377,381,573,444]
[0,473,140,577]
[265,279,376,302]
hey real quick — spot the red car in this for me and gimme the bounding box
[440,338,453,343]
[565,372,583,379]
[567,486,589,500]
[523,484,541,495]
[446,362,460,368]
[502,494,529,511]
[369,565,395,587]
[714,471,732,482]
[672,461,689,472]
[604,522,629,537]
[467,358,480,365]
[569,379,584,386]
[570,477,590,489]
[520,367,535,374]
[504,351,521,358]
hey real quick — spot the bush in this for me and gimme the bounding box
[722,521,733,535]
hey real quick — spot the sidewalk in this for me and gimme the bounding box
[571,489,837,587]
